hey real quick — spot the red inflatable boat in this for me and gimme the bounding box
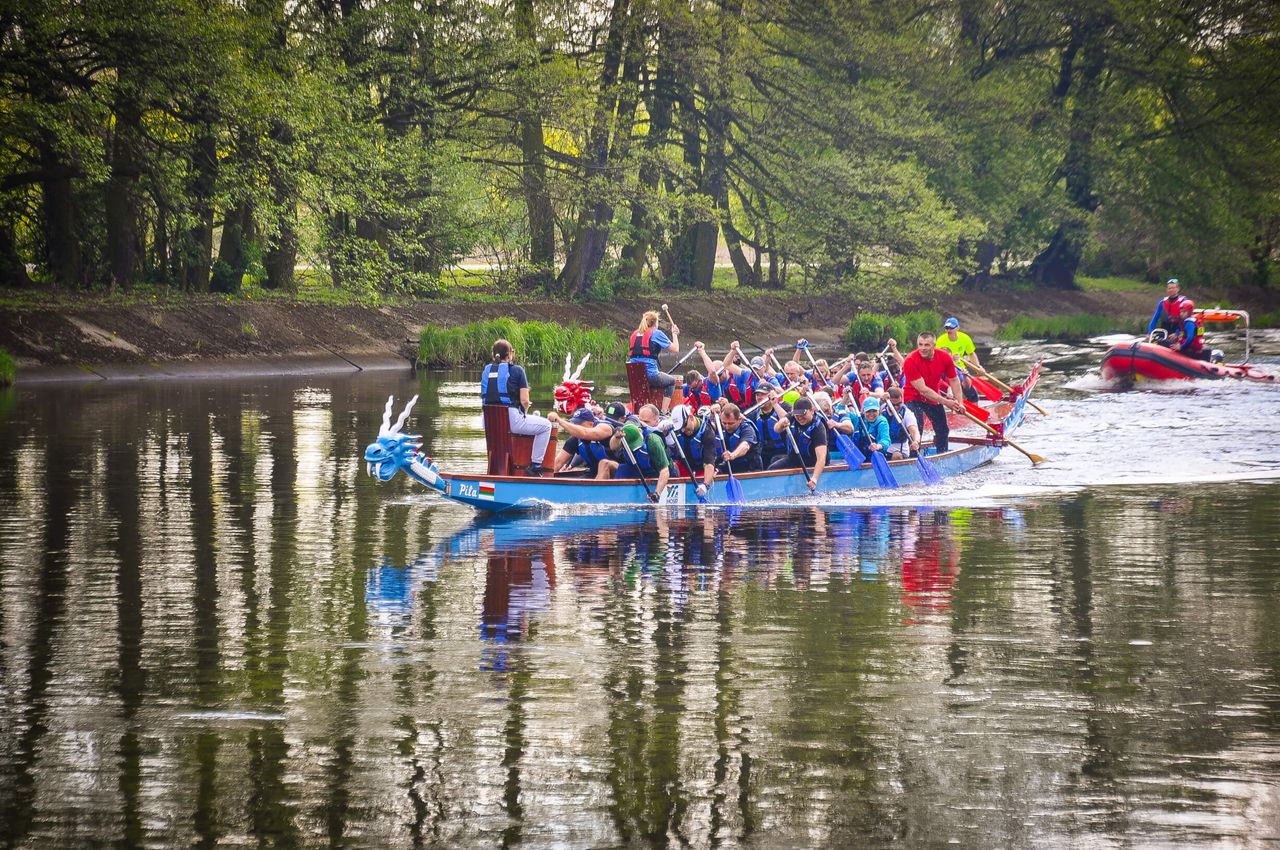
[1100,309,1275,383]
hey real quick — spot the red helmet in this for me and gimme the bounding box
[1180,300,1196,315]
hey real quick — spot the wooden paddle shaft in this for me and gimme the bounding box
[976,367,1050,416]
[959,409,1045,465]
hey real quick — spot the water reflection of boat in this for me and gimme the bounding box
[365,365,1043,513]
[1100,310,1275,383]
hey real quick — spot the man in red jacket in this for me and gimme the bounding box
[902,332,965,454]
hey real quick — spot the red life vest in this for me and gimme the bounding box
[684,383,713,408]
[629,328,655,358]
[1182,317,1205,354]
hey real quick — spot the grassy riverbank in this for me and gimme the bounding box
[418,319,622,367]
[0,348,14,386]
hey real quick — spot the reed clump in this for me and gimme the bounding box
[418,319,622,367]
[996,314,1142,340]
[843,310,943,351]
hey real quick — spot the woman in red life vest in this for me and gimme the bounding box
[627,310,681,413]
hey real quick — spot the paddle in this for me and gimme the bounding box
[780,415,815,492]
[667,416,708,503]
[849,402,898,488]
[876,352,943,485]
[711,413,745,504]
[617,430,660,503]
[974,366,1051,416]
[796,340,841,393]
[665,346,700,375]
[959,408,1046,465]
[963,398,991,423]
[966,371,1005,403]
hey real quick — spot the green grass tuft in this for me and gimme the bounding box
[844,310,943,351]
[418,319,622,367]
[1077,275,1150,293]
[1253,309,1280,329]
[0,348,14,386]
[996,313,1143,340]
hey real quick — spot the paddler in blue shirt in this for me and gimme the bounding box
[627,310,681,413]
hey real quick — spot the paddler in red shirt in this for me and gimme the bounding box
[901,332,966,454]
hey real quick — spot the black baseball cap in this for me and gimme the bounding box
[603,401,628,422]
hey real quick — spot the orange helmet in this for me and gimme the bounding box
[1180,299,1196,315]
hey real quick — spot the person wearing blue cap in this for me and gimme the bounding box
[547,404,619,478]
[853,395,891,458]
[936,316,982,403]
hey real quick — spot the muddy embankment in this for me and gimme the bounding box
[0,285,1263,382]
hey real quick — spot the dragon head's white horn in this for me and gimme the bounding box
[391,395,419,434]
[380,396,394,434]
[563,352,572,383]
[571,353,591,381]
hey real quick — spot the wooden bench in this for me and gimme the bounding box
[482,404,558,475]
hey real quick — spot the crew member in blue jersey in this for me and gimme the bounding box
[481,338,553,476]
[627,310,681,413]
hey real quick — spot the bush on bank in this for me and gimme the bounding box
[844,310,943,351]
[418,319,622,368]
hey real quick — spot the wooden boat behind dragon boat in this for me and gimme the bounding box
[364,362,1044,513]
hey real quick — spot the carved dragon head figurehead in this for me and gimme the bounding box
[364,395,426,482]
[553,352,596,415]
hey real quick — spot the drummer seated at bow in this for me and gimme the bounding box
[627,310,681,413]
[769,397,828,492]
[547,405,618,479]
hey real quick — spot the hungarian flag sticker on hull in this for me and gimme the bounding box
[478,482,496,501]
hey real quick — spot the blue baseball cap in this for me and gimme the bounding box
[570,407,596,424]
[862,396,881,412]
[943,316,960,330]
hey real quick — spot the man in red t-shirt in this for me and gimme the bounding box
[901,332,965,453]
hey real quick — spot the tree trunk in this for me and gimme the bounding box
[40,139,81,290]
[514,0,555,288]
[185,120,217,292]
[106,94,143,292]
[1029,18,1105,290]
[0,221,33,287]
[215,203,253,293]
[557,0,632,297]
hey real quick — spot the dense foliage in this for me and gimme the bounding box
[844,310,943,351]
[418,318,621,366]
[3,1,1278,300]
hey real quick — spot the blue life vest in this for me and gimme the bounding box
[480,362,515,407]
[576,437,611,469]
[885,410,905,442]
[622,426,658,476]
[792,420,822,459]
[753,409,788,455]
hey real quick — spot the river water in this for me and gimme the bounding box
[2,332,1279,848]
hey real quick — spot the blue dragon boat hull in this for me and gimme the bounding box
[367,366,1038,513]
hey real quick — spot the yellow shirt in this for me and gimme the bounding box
[936,331,975,361]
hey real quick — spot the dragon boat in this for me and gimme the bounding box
[364,358,1043,513]
[1100,309,1275,384]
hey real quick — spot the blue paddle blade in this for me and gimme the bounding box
[870,450,898,488]
[727,473,745,504]
[833,430,866,467]
[916,453,944,485]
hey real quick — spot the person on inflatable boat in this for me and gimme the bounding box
[1170,300,1210,361]
[1148,278,1189,336]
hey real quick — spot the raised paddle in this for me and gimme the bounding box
[711,413,745,504]
[875,353,943,485]
[665,346,700,375]
[661,302,676,332]
[959,408,1046,465]
[974,366,1051,416]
